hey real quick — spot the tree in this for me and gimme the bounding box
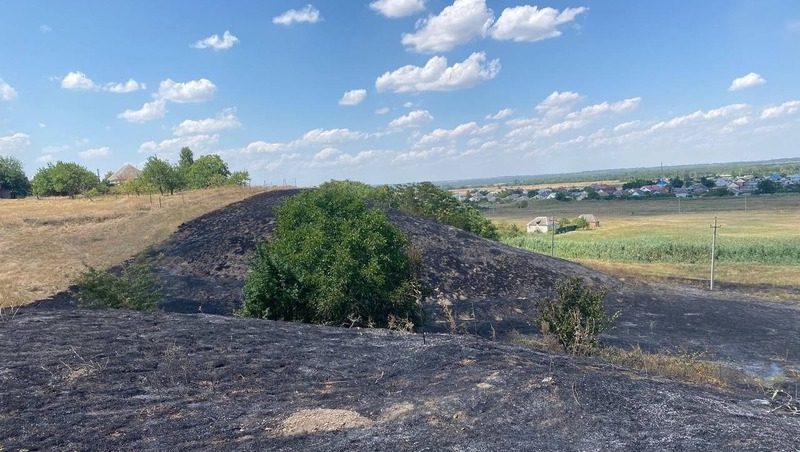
[31,161,99,198]
[228,170,250,187]
[671,177,684,188]
[0,156,31,197]
[700,177,716,188]
[141,156,180,195]
[241,181,422,328]
[178,147,194,170]
[757,179,778,194]
[186,154,230,189]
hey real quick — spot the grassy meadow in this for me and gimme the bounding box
[0,187,269,308]
[487,194,800,300]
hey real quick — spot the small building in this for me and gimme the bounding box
[578,214,600,229]
[673,187,690,198]
[527,216,559,234]
[108,164,141,185]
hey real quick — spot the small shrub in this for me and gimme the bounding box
[241,181,423,328]
[76,256,160,311]
[537,278,618,354]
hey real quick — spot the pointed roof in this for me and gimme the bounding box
[109,164,141,182]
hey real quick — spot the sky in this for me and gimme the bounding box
[1,0,799,186]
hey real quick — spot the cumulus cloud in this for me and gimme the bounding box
[649,104,747,132]
[0,132,30,154]
[118,99,167,123]
[192,30,239,50]
[104,79,145,93]
[486,108,513,120]
[729,72,766,91]
[417,121,480,145]
[79,146,111,159]
[157,78,216,103]
[339,89,367,106]
[376,52,500,93]
[401,0,494,53]
[389,109,434,128]
[173,109,241,136]
[375,107,391,115]
[312,147,342,162]
[311,149,379,167]
[138,134,219,154]
[273,5,322,25]
[241,141,285,154]
[0,79,17,100]
[490,5,587,42]
[37,154,54,163]
[566,97,641,121]
[535,91,583,116]
[370,0,426,18]
[61,71,96,90]
[292,128,367,147]
[760,100,800,119]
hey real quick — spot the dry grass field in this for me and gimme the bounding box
[488,194,800,300]
[0,187,270,308]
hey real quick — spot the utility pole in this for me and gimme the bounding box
[678,196,681,213]
[550,216,556,257]
[709,217,721,290]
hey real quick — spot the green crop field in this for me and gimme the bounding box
[487,194,800,300]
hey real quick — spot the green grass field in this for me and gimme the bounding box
[487,194,800,300]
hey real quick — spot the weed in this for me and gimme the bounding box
[76,255,161,311]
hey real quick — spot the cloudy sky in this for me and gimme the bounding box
[1,0,799,185]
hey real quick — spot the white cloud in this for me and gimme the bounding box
[613,120,641,132]
[389,109,434,128]
[417,121,479,145]
[241,141,285,154]
[648,104,747,132]
[0,79,17,101]
[370,0,426,18]
[158,78,216,103]
[375,107,391,115]
[273,5,322,25]
[79,146,111,159]
[118,99,167,123]
[40,25,52,33]
[376,52,500,93]
[760,100,800,119]
[566,97,641,121]
[138,134,219,155]
[339,89,367,106]
[486,108,513,120]
[490,5,587,42]
[192,30,239,50]
[292,128,367,146]
[0,132,30,154]
[312,147,342,162]
[104,79,145,93]
[173,109,241,136]
[311,149,379,167]
[729,72,766,91]
[401,0,494,53]
[61,71,95,90]
[37,154,54,163]
[535,91,583,116]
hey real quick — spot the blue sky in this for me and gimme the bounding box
[1,0,799,185]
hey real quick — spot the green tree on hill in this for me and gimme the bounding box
[186,154,230,189]
[757,179,778,194]
[0,155,31,197]
[31,161,99,198]
[141,156,181,195]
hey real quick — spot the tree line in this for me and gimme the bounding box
[0,147,249,199]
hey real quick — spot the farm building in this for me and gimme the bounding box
[527,216,559,234]
[578,214,600,229]
[108,164,141,185]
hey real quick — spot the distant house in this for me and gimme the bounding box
[108,164,141,185]
[579,214,600,229]
[527,216,559,234]
[687,183,708,195]
[673,188,690,198]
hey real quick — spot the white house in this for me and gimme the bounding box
[527,217,559,233]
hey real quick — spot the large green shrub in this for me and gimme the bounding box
[76,256,161,311]
[31,161,99,198]
[241,181,423,328]
[537,278,618,355]
[0,156,31,197]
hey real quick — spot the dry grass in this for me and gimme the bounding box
[0,187,270,307]
[512,333,760,389]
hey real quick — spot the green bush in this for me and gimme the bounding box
[0,156,31,197]
[537,278,618,355]
[76,256,161,311]
[32,161,100,198]
[241,181,423,328]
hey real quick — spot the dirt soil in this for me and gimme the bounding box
[35,189,800,378]
[2,309,799,451]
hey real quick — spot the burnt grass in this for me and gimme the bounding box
[14,188,800,450]
[2,309,799,451]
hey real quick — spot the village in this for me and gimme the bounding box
[453,172,800,205]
